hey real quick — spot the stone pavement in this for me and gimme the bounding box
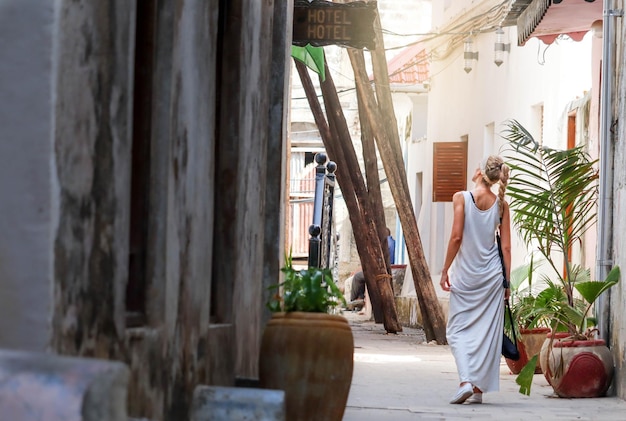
[342,312,626,421]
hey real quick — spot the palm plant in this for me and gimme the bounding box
[502,119,620,396]
[502,119,619,338]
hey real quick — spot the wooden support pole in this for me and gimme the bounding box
[295,59,402,333]
[347,21,447,343]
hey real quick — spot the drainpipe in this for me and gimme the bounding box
[596,0,622,342]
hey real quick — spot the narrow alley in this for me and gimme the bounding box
[343,312,626,421]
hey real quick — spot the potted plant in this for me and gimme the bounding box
[259,252,352,421]
[504,256,551,375]
[502,119,621,397]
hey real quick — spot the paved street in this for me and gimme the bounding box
[343,312,626,421]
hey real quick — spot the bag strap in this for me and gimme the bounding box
[505,298,518,345]
[496,233,509,289]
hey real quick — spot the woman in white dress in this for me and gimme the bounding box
[440,155,511,405]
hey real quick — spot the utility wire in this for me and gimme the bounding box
[291,0,511,100]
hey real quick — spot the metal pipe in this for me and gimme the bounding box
[596,0,621,341]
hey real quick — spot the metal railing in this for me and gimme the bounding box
[308,153,337,269]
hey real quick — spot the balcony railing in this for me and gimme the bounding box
[308,153,337,270]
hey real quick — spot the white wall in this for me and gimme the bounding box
[403,0,594,298]
[0,0,54,350]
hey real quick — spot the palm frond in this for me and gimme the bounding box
[501,119,599,290]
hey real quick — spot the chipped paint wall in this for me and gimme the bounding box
[0,0,290,419]
[51,0,134,358]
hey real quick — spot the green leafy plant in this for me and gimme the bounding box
[526,265,621,336]
[502,119,619,336]
[267,252,346,313]
[503,120,599,309]
[501,119,621,394]
[505,255,551,337]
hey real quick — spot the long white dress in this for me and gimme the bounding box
[447,191,505,393]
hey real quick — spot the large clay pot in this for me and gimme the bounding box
[505,327,551,374]
[259,312,354,421]
[505,339,529,374]
[540,333,614,398]
[539,332,569,385]
[521,327,551,374]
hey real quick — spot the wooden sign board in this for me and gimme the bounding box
[293,0,377,50]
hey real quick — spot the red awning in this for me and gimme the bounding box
[508,0,602,45]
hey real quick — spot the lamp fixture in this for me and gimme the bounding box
[494,27,510,67]
[463,37,479,73]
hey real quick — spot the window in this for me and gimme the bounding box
[432,141,467,202]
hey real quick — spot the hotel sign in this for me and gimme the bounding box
[293,0,377,50]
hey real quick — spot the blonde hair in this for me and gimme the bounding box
[480,155,510,218]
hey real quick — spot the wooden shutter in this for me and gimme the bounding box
[432,142,467,202]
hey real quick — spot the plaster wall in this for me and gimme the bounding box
[0,0,54,351]
[610,4,626,399]
[613,135,626,399]
[413,30,594,292]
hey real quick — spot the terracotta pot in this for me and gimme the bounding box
[520,327,551,374]
[539,332,570,385]
[505,327,551,374]
[259,312,354,421]
[540,333,614,398]
[505,339,529,374]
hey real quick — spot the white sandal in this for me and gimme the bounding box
[449,383,473,404]
[466,393,483,404]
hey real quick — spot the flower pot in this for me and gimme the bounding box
[539,332,569,385]
[505,340,528,374]
[540,334,614,398]
[521,327,551,374]
[505,327,550,374]
[259,312,354,421]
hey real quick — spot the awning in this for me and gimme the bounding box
[502,0,602,46]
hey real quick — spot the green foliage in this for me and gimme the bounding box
[502,119,621,395]
[502,119,620,335]
[503,119,599,297]
[267,252,346,313]
[507,255,551,335]
[516,354,538,396]
[531,277,585,333]
[575,266,621,332]
[513,267,621,395]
